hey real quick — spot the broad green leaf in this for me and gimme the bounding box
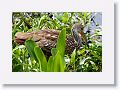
[47,56,54,72]
[53,51,64,72]
[62,12,69,23]
[56,28,66,68]
[34,46,47,71]
[70,49,76,63]
[25,40,38,62]
[56,28,66,58]
[51,48,57,56]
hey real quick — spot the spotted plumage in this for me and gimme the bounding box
[15,23,87,56]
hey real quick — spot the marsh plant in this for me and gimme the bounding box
[12,12,102,72]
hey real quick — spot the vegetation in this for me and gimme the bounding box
[12,12,102,72]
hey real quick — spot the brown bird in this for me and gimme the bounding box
[15,23,87,55]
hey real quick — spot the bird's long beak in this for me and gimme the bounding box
[79,31,87,44]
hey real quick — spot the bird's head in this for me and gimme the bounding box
[71,23,87,46]
[72,23,84,33]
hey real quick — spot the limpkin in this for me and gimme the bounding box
[15,23,87,56]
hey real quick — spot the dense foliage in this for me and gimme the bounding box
[12,12,102,72]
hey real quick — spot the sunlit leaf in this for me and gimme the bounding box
[70,49,76,63]
[25,40,38,62]
[56,28,66,57]
[47,56,54,72]
[62,12,69,23]
[34,46,47,71]
[53,51,64,72]
[51,48,57,56]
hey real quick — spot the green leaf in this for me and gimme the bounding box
[56,28,66,57]
[53,51,64,72]
[47,56,54,72]
[56,15,63,22]
[62,12,69,23]
[70,49,76,63]
[51,48,57,56]
[34,46,47,71]
[84,12,87,17]
[56,28,66,68]
[12,64,23,72]
[80,48,86,55]
[25,40,38,62]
